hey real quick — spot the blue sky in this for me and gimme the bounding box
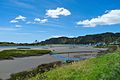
[0,0,120,43]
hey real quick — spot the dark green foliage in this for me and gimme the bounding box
[0,42,15,46]
[40,32,120,45]
[1,32,120,46]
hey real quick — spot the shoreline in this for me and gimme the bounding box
[0,46,107,61]
[0,45,108,79]
[0,49,51,61]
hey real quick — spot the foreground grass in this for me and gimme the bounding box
[0,49,51,59]
[29,50,120,80]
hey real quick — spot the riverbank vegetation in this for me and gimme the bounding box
[7,48,120,80]
[0,49,51,60]
[29,50,120,80]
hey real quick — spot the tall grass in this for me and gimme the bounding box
[29,50,120,80]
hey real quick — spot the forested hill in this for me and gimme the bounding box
[40,32,120,45]
[0,42,16,46]
[1,32,120,45]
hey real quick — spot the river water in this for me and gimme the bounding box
[0,45,107,79]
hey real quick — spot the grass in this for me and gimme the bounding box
[0,49,51,60]
[29,50,120,80]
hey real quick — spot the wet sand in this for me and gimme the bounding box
[0,54,59,79]
[0,45,107,53]
[48,45,107,53]
[0,45,107,79]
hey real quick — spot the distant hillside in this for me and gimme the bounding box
[0,42,16,46]
[40,32,120,45]
[1,32,120,46]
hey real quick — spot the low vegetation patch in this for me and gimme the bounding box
[0,49,51,60]
[29,50,120,80]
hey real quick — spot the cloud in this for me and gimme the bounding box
[15,25,22,28]
[10,19,18,23]
[27,18,48,24]
[10,15,26,23]
[15,15,26,21]
[46,7,71,18]
[40,19,48,23]
[77,9,120,27]
[34,18,41,22]
[34,18,48,23]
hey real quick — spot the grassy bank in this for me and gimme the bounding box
[0,49,51,60]
[28,50,120,80]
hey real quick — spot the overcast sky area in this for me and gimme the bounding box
[0,0,120,43]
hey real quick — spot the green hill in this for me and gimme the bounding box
[40,32,120,45]
[1,32,120,46]
[29,50,120,80]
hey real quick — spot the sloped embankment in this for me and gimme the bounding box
[29,50,120,80]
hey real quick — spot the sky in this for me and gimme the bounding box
[0,0,120,43]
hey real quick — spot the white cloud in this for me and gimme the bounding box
[46,7,71,18]
[15,25,22,28]
[27,18,48,24]
[10,16,47,25]
[10,15,26,24]
[40,19,48,23]
[15,15,26,21]
[34,18,41,22]
[10,19,18,23]
[77,9,120,27]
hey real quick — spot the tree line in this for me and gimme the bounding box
[0,32,120,46]
[40,32,120,45]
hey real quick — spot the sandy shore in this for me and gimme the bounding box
[0,45,107,61]
[0,45,107,53]
[45,45,107,53]
[0,45,108,79]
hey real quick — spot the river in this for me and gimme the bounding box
[0,45,107,79]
